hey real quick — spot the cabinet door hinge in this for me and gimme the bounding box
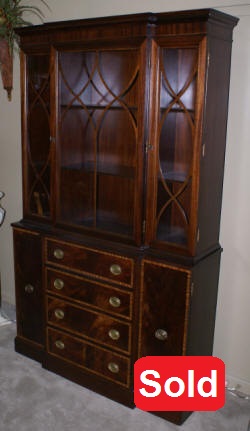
[143,220,146,234]
[145,141,153,153]
[148,51,151,69]
[197,228,200,243]
[207,51,211,68]
[202,143,206,158]
[191,282,194,297]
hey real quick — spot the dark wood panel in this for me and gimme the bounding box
[186,249,221,356]
[196,29,234,255]
[139,260,191,357]
[13,228,44,346]
[15,336,44,363]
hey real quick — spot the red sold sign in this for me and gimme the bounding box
[134,356,225,411]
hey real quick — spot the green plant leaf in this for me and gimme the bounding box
[0,0,51,52]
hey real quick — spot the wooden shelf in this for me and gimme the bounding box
[60,103,138,111]
[156,226,187,245]
[160,107,195,114]
[61,162,135,179]
[159,167,189,183]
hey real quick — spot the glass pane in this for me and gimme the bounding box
[156,48,198,245]
[27,55,50,218]
[57,49,139,237]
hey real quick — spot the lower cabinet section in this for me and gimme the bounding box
[12,226,221,425]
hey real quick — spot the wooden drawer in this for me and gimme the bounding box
[47,296,131,354]
[46,268,132,320]
[47,327,130,387]
[45,238,133,287]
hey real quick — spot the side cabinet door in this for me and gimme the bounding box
[145,37,206,255]
[139,260,191,357]
[13,229,44,347]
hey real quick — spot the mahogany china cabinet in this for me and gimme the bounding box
[12,9,238,424]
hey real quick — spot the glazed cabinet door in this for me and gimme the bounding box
[53,41,147,244]
[139,260,191,357]
[145,37,206,254]
[21,51,52,221]
[13,229,44,358]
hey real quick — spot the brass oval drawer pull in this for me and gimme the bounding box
[24,284,34,294]
[108,362,119,374]
[155,328,168,341]
[53,249,64,260]
[109,296,121,308]
[54,309,65,320]
[55,340,65,350]
[108,329,120,341]
[54,278,64,290]
[110,264,122,276]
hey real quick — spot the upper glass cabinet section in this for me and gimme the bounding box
[25,54,51,219]
[155,47,198,247]
[57,48,140,239]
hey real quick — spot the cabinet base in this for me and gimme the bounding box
[152,410,192,425]
[15,336,44,363]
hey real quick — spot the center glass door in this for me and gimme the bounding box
[55,46,143,242]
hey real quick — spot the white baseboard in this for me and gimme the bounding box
[0,314,11,326]
[226,375,250,396]
[0,301,16,322]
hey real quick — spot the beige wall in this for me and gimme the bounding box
[0,0,249,393]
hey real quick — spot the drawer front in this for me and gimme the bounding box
[46,268,132,319]
[47,327,130,387]
[47,296,131,354]
[46,238,133,287]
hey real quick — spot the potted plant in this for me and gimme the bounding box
[0,0,49,100]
